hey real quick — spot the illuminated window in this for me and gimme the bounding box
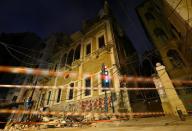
[98,35,105,48]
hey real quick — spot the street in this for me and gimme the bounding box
[17,116,192,131]
[26,125,192,131]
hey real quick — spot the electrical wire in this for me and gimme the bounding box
[2,44,39,67]
[6,45,54,66]
[0,41,44,55]
[167,0,183,18]
[0,42,56,66]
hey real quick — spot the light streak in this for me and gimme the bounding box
[0,109,165,116]
[0,84,191,90]
[0,66,192,86]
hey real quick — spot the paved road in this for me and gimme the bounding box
[27,126,192,131]
[6,116,192,131]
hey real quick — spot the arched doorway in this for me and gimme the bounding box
[130,59,163,112]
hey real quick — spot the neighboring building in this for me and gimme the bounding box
[0,32,45,127]
[137,0,192,79]
[0,32,45,105]
[163,0,192,66]
[136,0,192,111]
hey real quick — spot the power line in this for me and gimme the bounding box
[167,0,183,18]
[2,44,39,67]
[0,42,53,66]
[0,42,44,55]
[6,45,54,66]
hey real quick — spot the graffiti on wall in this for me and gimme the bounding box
[81,97,111,112]
[63,97,112,112]
[63,103,80,112]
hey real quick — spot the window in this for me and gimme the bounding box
[144,12,155,21]
[54,64,58,71]
[68,83,74,100]
[86,43,91,55]
[74,45,81,60]
[170,23,181,38]
[61,54,67,67]
[40,94,45,106]
[167,50,185,68]
[98,35,105,48]
[12,96,17,102]
[154,28,168,42]
[47,91,51,105]
[56,89,62,103]
[67,49,74,65]
[85,77,91,96]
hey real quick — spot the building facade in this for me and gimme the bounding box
[16,1,139,118]
[137,0,192,111]
[163,0,192,66]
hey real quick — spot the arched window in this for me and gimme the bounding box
[142,59,155,76]
[167,50,184,68]
[154,28,168,42]
[74,44,81,60]
[66,49,74,66]
[61,54,67,67]
[144,12,155,21]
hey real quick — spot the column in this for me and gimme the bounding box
[155,63,187,116]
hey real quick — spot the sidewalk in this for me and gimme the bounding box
[95,116,192,127]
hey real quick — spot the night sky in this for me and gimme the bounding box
[0,0,152,54]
